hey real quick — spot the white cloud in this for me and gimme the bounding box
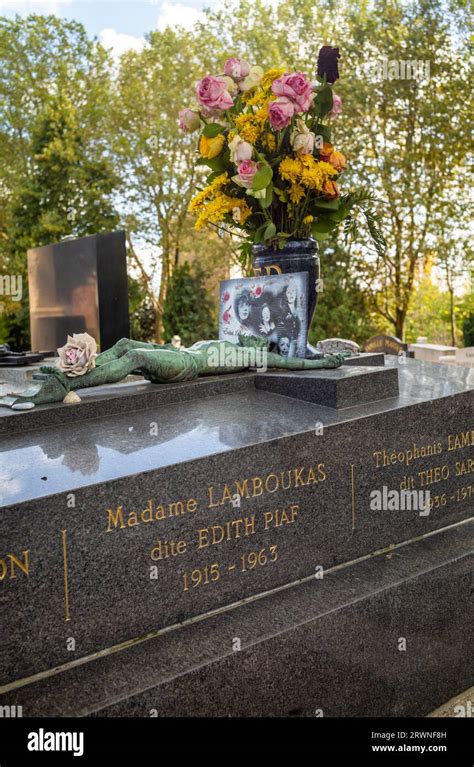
[99,28,146,62]
[156,2,205,32]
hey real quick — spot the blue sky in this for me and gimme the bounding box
[0,1,215,56]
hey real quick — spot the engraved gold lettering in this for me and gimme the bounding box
[8,550,29,579]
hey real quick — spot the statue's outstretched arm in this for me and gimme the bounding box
[266,352,347,370]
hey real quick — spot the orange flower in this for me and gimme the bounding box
[328,149,346,171]
[319,142,334,162]
[322,179,339,199]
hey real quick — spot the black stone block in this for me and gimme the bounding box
[255,365,399,408]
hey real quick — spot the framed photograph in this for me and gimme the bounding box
[219,272,308,358]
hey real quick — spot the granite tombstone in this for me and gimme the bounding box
[0,354,472,717]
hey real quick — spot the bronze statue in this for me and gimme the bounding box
[0,337,348,410]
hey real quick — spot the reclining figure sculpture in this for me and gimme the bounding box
[0,337,348,410]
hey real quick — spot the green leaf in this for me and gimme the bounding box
[314,124,331,143]
[329,204,350,223]
[258,182,273,208]
[314,85,333,118]
[253,164,273,191]
[254,222,268,244]
[274,186,288,202]
[312,230,332,242]
[311,218,337,235]
[312,198,340,211]
[204,156,227,171]
[202,123,225,138]
[263,221,276,240]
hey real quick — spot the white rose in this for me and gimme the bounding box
[290,119,315,154]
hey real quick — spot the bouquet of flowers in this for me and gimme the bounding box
[180,47,385,265]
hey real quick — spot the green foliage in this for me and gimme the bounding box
[404,279,473,345]
[0,3,471,348]
[0,15,119,348]
[309,240,380,345]
[162,263,216,346]
[128,277,157,343]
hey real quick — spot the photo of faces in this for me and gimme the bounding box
[219,272,308,358]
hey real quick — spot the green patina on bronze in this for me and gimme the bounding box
[1,337,348,409]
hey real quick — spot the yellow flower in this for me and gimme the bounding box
[234,113,261,144]
[301,161,337,191]
[244,89,267,107]
[199,134,225,159]
[194,193,252,231]
[289,183,305,203]
[189,188,209,214]
[231,198,252,225]
[261,67,287,90]
[255,105,270,125]
[210,172,229,191]
[299,153,317,168]
[279,156,303,183]
[188,173,229,215]
[303,214,314,224]
[265,132,276,152]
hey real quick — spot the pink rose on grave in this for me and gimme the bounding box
[178,108,200,133]
[195,75,234,111]
[57,333,97,377]
[271,72,314,112]
[252,285,263,297]
[223,291,230,302]
[329,93,343,117]
[222,307,232,323]
[224,57,250,80]
[268,96,295,130]
[236,159,259,188]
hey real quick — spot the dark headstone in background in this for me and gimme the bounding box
[364,333,414,357]
[28,231,129,353]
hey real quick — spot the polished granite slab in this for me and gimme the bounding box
[1,521,471,717]
[0,357,472,685]
[1,357,473,507]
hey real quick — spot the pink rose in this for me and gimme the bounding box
[268,97,295,130]
[178,108,200,133]
[222,308,232,323]
[272,72,313,112]
[223,291,230,302]
[237,159,259,188]
[224,57,250,80]
[329,93,343,117]
[195,75,234,111]
[57,333,97,377]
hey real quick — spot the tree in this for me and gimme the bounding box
[162,262,216,345]
[309,240,380,345]
[0,15,118,347]
[332,0,471,339]
[110,26,231,342]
